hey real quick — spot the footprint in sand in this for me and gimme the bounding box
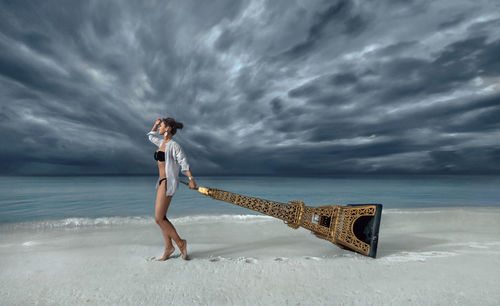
[209,256,222,262]
[274,257,288,262]
[305,256,322,261]
[235,257,258,264]
[245,257,258,264]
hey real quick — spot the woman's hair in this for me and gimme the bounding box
[161,117,184,135]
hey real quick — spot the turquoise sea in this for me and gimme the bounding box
[1,175,499,224]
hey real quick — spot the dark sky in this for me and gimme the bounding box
[1,0,500,176]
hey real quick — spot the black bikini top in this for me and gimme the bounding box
[154,150,165,162]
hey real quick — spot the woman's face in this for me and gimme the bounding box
[159,122,170,135]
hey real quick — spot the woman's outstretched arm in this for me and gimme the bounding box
[174,143,196,189]
[184,169,197,189]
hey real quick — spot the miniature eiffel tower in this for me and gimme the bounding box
[181,182,383,258]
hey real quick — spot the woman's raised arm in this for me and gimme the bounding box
[147,130,162,147]
[147,119,163,147]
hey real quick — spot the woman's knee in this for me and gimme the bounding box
[155,215,166,224]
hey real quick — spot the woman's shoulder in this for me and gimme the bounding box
[168,139,180,148]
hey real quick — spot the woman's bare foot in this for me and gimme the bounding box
[156,246,175,261]
[179,239,188,260]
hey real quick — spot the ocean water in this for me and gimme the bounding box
[0,175,499,224]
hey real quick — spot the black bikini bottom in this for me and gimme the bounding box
[158,178,167,186]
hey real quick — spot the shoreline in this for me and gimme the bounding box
[2,205,499,228]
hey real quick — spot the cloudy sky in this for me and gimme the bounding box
[1,0,500,176]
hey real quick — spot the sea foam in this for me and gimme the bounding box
[0,214,274,231]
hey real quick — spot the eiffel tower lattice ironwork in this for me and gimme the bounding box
[180,181,383,258]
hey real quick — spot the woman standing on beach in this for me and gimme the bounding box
[147,118,197,261]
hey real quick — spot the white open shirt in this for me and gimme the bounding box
[147,130,190,196]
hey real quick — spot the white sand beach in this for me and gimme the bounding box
[1,207,499,305]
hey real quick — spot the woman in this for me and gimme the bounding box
[147,117,197,261]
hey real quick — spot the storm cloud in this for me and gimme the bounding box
[1,0,500,176]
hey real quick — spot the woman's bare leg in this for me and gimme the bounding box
[154,183,188,260]
[154,182,175,260]
[164,218,187,260]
